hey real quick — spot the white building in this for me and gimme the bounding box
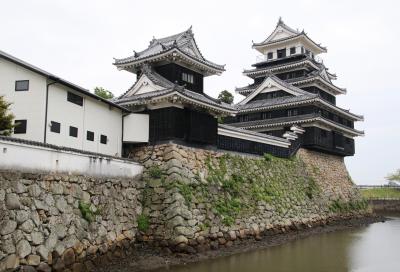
[0,50,149,157]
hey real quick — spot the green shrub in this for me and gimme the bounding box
[148,166,163,179]
[137,214,150,232]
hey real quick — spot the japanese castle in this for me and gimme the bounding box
[224,18,364,156]
[1,19,362,160]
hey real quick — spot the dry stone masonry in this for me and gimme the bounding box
[0,143,369,271]
[0,172,143,271]
[132,144,369,253]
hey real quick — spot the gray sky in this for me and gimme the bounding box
[1,0,399,184]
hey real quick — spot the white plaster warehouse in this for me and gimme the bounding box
[0,50,149,156]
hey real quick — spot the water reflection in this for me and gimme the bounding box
[162,214,400,272]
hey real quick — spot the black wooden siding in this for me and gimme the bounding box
[149,107,217,145]
[154,63,204,93]
[303,127,354,156]
[225,106,354,129]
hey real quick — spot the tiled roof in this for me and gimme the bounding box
[236,73,310,96]
[113,27,225,72]
[218,124,289,143]
[0,135,134,161]
[237,93,317,111]
[115,67,236,115]
[228,113,364,136]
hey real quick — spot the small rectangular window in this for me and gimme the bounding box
[277,48,286,59]
[290,47,296,55]
[100,134,107,144]
[182,72,194,84]
[87,131,94,141]
[67,92,83,106]
[14,119,27,134]
[69,126,78,137]
[267,52,273,59]
[15,80,29,91]
[50,121,61,133]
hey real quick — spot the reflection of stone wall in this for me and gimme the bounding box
[132,143,368,253]
[0,171,143,271]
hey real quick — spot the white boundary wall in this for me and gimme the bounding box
[0,139,143,178]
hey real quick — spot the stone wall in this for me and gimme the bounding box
[0,143,369,271]
[132,144,369,253]
[0,171,143,271]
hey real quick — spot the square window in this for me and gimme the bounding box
[277,48,286,59]
[50,121,61,133]
[69,126,78,137]
[87,131,94,141]
[15,80,29,91]
[14,119,27,134]
[67,92,83,106]
[267,52,273,59]
[290,47,296,55]
[100,134,107,144]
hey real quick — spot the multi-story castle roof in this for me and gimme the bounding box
[113,27,225,76]
[114,28,236,116]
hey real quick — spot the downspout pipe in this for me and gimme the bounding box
[121,113,130,157]
[44,77,58,143]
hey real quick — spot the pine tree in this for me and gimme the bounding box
[0,95,15,136]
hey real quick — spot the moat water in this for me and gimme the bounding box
[163,213,400,272]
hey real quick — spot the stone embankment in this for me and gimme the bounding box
[368,199,400,212]
[131,144,370,254]
[0,172,143,271]
[0,144,370,271]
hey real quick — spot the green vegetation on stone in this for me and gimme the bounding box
[137,214,150,232]
[148,165,163,179]
[78,201,100,222]
[361,188,400,199]
[328,199,368,213]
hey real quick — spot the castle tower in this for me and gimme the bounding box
[226,18,364,156]
[113,27,236,147]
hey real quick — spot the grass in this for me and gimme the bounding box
[361,188,400,199]
[137,214,150,232]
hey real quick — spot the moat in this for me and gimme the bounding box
[153,213,400,272]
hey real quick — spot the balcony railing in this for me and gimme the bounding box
[255,52,324,64]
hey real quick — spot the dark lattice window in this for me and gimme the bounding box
[15,80,29,91]
[50,121,61,133]
[14,120,27,134]
[267,52,273,59]
[69,126,78,137]
[67,92,83,106]
[100,134,107,144]
[277,48,286,59]
[290,47,296,55]
[87,131,94,141]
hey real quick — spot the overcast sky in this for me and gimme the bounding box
[1,0,399,184]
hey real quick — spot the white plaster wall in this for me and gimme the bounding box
[123,113,149,143]
[0,58,47,142]
[46,84,123,156]
[0,140,143,178]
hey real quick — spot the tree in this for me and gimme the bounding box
[386,169,400,183]
[218,90,234,104]
[94,87,114,99]
[0,95,15,136]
